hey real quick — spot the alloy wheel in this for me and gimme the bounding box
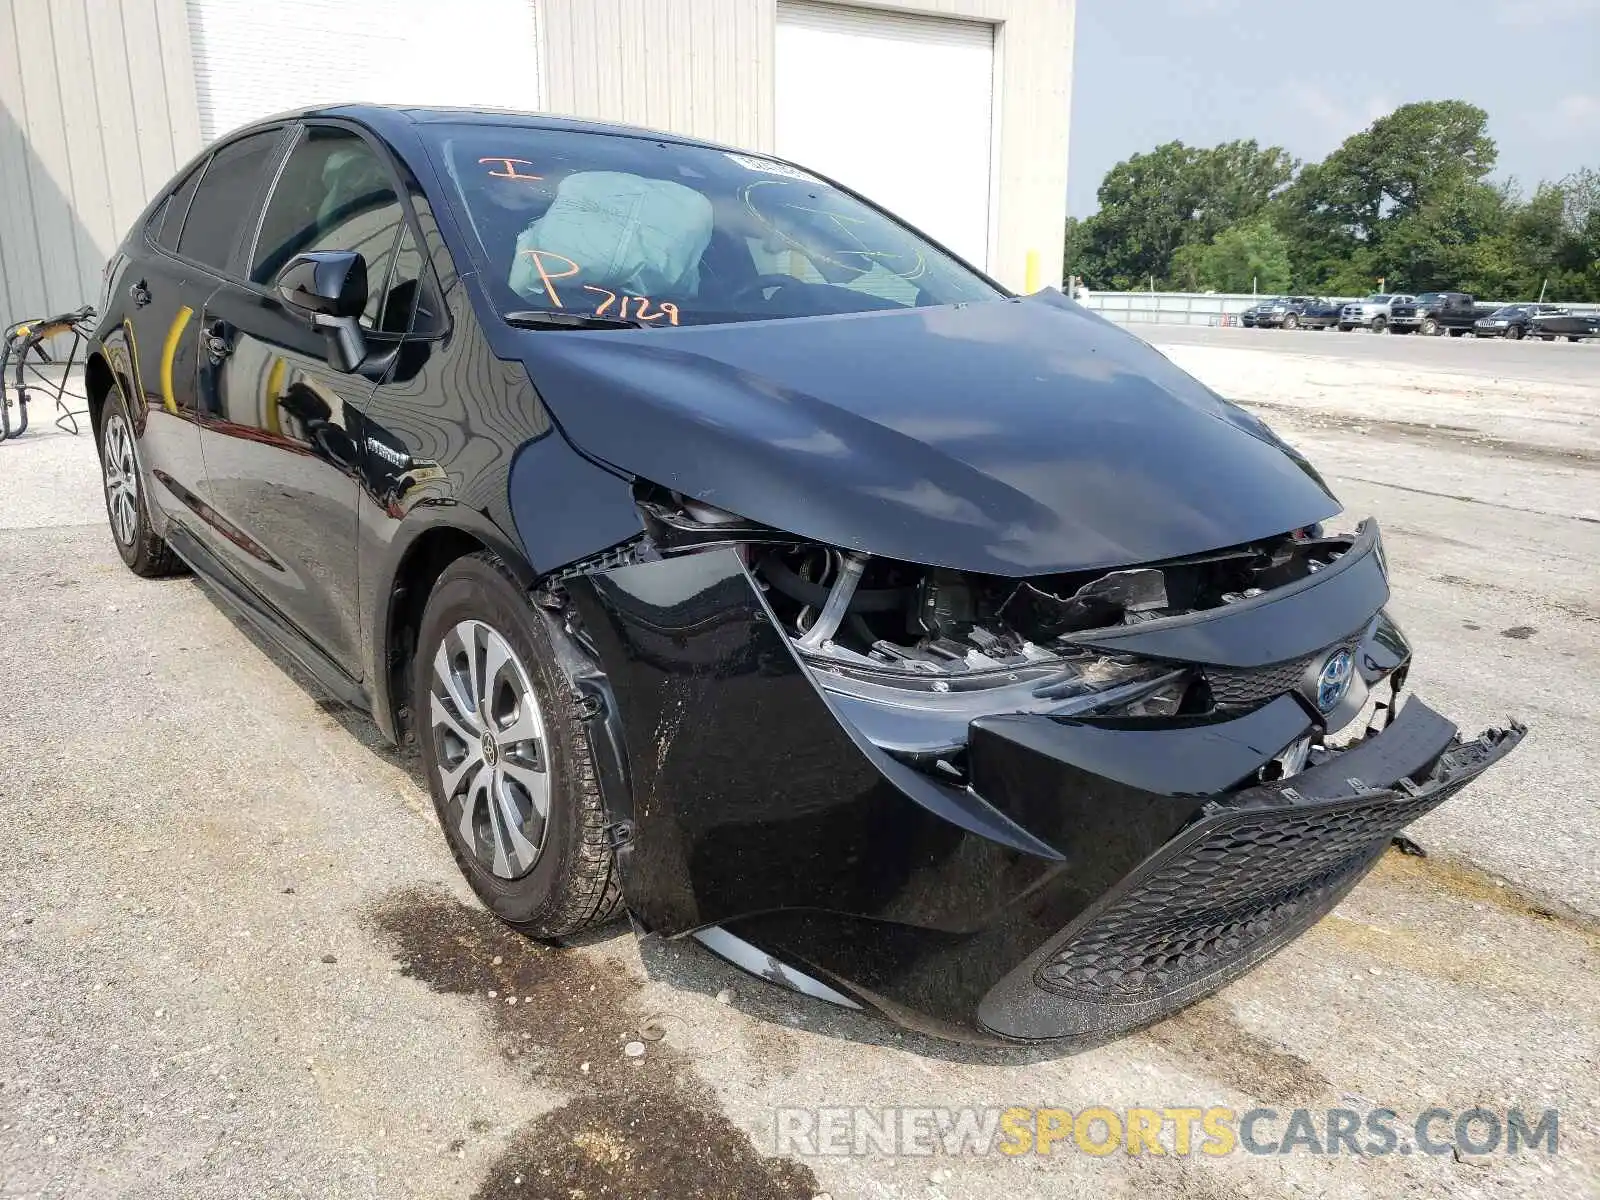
[102,412,140,546]
[429,619,550,879]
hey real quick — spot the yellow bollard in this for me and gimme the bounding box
[1024,250,1041,294]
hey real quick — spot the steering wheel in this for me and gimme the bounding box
[729,274,800,307]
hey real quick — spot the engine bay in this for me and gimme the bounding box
[749,526,1356,682]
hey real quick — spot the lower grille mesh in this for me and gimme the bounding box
[1035,781,1466,1000]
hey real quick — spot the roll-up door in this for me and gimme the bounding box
[187,0,542,142]
[775,1,996,269]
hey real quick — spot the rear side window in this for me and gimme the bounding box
[176,130,282,271]
[153,163,205,251]
[250,126,410,331]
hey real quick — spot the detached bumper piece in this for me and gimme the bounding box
[976,701,1524,1042]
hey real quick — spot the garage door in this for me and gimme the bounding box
[775,2,995,270]
[187,0,542,142]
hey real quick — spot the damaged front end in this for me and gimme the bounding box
[545,487,1523,1045]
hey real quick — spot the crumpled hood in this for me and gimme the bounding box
[517,293,1341,576]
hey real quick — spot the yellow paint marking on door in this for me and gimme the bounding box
[264,357,286,436]
[159,305,194,414]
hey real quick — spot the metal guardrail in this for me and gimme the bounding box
[1080,291,1600,328]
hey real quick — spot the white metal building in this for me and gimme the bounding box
[0,0,1075,320]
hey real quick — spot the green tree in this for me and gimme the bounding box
[1065,140,1295,289]
[1549,169,1600,300]
[1170,217,1293,293]
[1275,100,1497,289]
[1067,103,1600,301]
[1377,181,1510,293]
[1465,184,1564,299]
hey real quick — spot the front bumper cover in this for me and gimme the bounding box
[567,540,1524,1045]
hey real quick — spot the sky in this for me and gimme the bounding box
[1066,0,1600,215]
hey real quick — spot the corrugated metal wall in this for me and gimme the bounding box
[0,0,203,322]
[539,0,772,151]
[1,0,1072,314]
[540,0,1075,291]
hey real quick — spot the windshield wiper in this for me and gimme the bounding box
[503,309,645,331]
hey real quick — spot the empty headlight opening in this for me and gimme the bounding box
[632,483,1367,736]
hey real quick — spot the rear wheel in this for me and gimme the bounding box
[99,391,181,577]
[414,552,623,937]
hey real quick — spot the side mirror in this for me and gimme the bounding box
[276,251,368,372]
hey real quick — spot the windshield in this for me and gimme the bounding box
[1491,305,1528,317]
[1366,294,1392,303]
[1414,293,1440,304]
[426,124,1004,327]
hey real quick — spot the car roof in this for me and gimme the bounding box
[227,101,741,154]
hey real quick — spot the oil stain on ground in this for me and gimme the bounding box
[1139,998,1331,1105]
[366,887,819,1200]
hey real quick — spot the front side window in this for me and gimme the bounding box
[427,125,1003,327]
[251,126,407,330]
[176,130,282,271]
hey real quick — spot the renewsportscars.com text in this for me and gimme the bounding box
[774,1105,1560,1159]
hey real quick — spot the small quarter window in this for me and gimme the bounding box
[153,163,205,251]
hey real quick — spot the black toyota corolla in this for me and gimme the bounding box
[87,105,1522,1046]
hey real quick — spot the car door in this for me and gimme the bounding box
[191,122,417,680]
[115,132,284,530]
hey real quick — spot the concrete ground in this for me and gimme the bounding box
[1,328,1595,1199]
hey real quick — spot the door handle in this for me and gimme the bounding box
[129,279,151,307]
[203,321,232,361]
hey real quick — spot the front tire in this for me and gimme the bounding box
[99,390,180,577]
[1282,313,1299,330]
[1420,317,1439,336]
[413,552,623,937]
[1371,316,1388,334]
[1507,324,1524,341]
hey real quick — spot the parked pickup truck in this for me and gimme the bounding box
[1338,294,1415,333]
[1254,296,1314,328]
[1389,292,1495,336]
[1239,300,1272,328]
